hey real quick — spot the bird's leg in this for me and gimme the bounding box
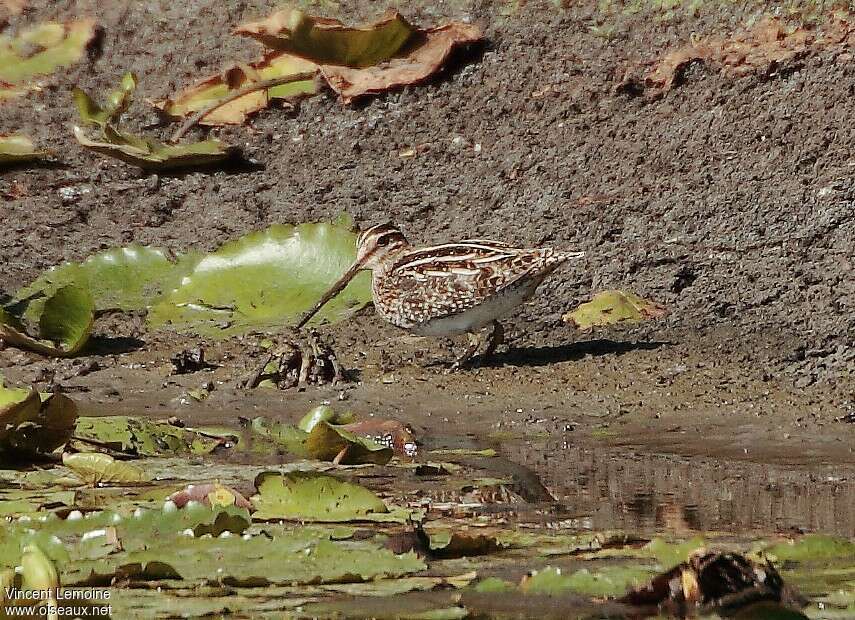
[448,332,482,371]
[482,320,504,359]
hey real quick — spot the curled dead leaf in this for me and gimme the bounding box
[235,8,414,68]
[323,22,483,103]
[153,54,319,126]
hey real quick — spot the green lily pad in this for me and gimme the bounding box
[298,404,355,432]
[235,9,414,68]
[62,452,148,485]
[72,416,223,457]
[563,290,668,329]
[520,565,655,597]
[246,416,310,457]
[0,383,78,458]
[0,134,48,166]
[147,220,372,336]
[0,20,96,96]
[252,471,409,522]
[15,244,199,315]
[71,532,425,587]
[305,420,393,465]
[766,535,855,563]
[1,284,94,356]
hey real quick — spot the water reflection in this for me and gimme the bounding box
[500,438,855,537]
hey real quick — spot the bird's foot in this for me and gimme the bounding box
[446,333,481,373]
[482,321,504,359]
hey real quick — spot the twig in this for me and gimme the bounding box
[243,353,273,389]
[169,71,319,143]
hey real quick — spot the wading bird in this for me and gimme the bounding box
[297,223,585,369]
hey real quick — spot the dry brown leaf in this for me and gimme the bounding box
[153,54,318,125]
[322,23,483,103]
[235,8,414,68]
[642,15,854,93]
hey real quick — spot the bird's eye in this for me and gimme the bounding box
[377,235,391,246]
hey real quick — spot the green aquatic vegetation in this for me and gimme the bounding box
[520,564,655,597]
[0,382,78,458]
[147,220,372,336]
[16,245,199,314]
[251,471,416,522]
[73,416,223,457]
[1,285,94,356]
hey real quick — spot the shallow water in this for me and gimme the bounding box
[498,437,855,537]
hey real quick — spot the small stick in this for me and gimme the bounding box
[169,71,319,143]
[243,353,273,389]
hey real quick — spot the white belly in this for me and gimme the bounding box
[410,282,536,336]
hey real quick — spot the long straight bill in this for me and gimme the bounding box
[296,260,364,329]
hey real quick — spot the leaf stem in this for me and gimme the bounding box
[169,71,320,142]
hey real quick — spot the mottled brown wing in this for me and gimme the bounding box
[381,244,556,324]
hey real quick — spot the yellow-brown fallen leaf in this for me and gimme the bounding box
[158,10,483,125]
[235,8,414,68]
[0,134,47,166]
[641,14,855,93]
[153,54,319,125]
[563,290,668,330]
[0,19,96,100]
[74,125,235,171]
[322,22,483,103]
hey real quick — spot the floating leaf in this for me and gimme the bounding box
[521,565,654,597]
[73,71,138,128]
[235,8,414,68]
[305,420,393,465]
[298,404,355,433]
[153,53,319,126]
[0,284,94,356]
[72,416,223,457]
[766,535,855,563]
[323,22,483,103]
[147,220,372,336]
[15,244,200,314]
[72,73,237,170]
[0,134,47,165]
[62,452,148,485]
[562,290,668,329]
[0,19,96,98]
[252,471,404,522]
[0,384,76,458]
[73,125,235,171]
[70,532,424,587]
[247,416,310,457]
